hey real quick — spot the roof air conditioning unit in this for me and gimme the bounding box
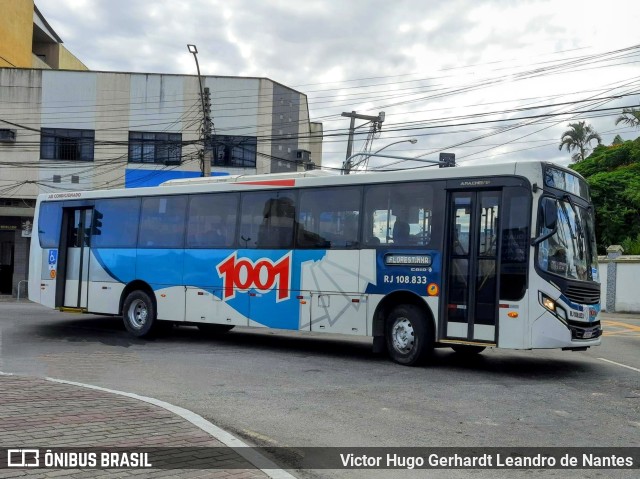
[293,149,311,163]
[0,129,17,143]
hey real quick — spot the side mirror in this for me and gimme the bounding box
[542,198,557,230]
[531,197,559,247]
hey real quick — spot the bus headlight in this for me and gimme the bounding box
[542,295,555,311]
[539,292,568,323]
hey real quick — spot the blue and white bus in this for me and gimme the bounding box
[28,161,602,365]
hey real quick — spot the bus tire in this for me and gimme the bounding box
[385,304,432,366]
[197,324,235,335]
[122,290,156,337]
[451,345,486,355]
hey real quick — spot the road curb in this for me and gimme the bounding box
[1,371,296,479]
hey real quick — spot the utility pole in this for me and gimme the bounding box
[344,111,356,168]
[187,44,212,177]
[203,87,212,176]
[341,111,385,174]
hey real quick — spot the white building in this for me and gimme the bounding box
[0,68,323,296]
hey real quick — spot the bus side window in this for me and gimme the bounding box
[258,198,295,249]
[139,196,187,248]
[92,198,140,248]
[186,193,238,248]
[240,191,296,249]
[364,182,438,247]
[37,202,63,248]
[297,186,361,249]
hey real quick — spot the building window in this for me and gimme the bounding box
[128,132,182,165]
[210,135,257,168]
[41,128,95,161]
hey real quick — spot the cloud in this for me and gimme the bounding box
[35,0,640,168]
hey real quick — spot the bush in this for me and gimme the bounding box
[621,234,640,255]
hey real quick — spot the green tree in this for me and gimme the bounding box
[621,234,640,255]
[612,134,624,145]
[615,107,640,128]
[571,136,640,253]
[559,121,602,163]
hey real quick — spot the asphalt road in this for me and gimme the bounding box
[0,302,638,479]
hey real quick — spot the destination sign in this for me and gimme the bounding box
[384,254,432,267]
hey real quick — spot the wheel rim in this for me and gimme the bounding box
[391,317,415,354]
[127,299,148,330]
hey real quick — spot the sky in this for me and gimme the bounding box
[36,0,640,171]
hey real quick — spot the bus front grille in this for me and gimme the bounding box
[564,284,600,305]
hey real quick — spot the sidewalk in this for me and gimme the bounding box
[0,374,273,478]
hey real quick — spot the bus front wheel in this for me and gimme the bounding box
[385,304,432,366]
[123,290,157,337]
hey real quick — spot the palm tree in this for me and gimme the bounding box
[615,107,640,128]
[612,134,624,146]
[558,121,602,163]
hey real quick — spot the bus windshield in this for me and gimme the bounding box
[537,199,598,282]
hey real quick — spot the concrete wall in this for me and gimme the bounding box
[598,252,640,313]
[0,0,34,68]
[271,83,301,173]
[256,79,274,174]
[0,1,86,71]
[32,54,51,69]
[0,69,42,198]
[32,42,61,69]
[57,45,88,71]
[309,122,324,168]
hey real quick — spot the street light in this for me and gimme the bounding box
[372,138,417,155]
[351,138,418,171]
[187,44,211,177]
[187,44,204,109]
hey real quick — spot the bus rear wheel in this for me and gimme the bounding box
[385,304,432,366]
[197,324,235,335]
[123,290,156,337]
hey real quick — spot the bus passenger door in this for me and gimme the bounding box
[443,191,501,344]
[58,208,93,310]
